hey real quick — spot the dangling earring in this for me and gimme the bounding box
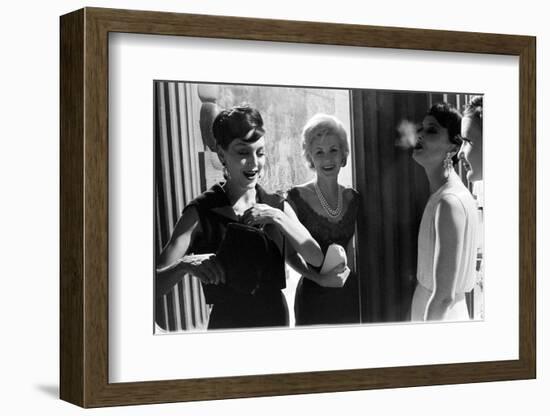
[443,152,453,178]
[341,159,346,167]
[222,163,231,180]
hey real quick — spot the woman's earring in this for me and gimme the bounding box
[222,163,231,180]
[443,152,453,178]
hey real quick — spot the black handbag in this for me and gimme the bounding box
[216,222,271,295]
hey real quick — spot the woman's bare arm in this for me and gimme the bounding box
[242,201,323,267]
[156,206,224,297]
[425,195,465,320]
[285,250,348,288]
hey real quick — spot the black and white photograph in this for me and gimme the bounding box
[4,0,546,412]
[154,81,484,333]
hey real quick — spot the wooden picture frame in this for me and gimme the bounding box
[60,7,536,408]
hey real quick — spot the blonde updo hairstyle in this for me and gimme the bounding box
[301,114,349,170]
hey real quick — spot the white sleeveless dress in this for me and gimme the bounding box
[411,176,479,322]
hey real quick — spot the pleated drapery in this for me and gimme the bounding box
[154,81,209,331]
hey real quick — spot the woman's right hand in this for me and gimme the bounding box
[180,254,225,285]
[315,263,350,288]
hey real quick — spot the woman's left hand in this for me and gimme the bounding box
[242,203,282,226]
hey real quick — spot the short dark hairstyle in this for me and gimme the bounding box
[463,95,483,120]
[212,105,265,150]
[427,102,463,166]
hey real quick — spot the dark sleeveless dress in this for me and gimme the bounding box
[185,182,289,330]
[286,187,360,326]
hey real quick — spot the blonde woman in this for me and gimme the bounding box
[286,114,360,326]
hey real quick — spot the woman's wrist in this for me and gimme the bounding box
[270,208,285,226]
[176,255,194,274]
[305,268,320,283]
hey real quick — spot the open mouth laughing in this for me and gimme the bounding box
[321,164,336,172]
[243,170,259,180]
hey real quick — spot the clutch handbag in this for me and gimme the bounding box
[320,243,350,282]
[216,222,270,295]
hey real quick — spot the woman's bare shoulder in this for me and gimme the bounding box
[289,182,315,200]
[171,204,201,239]
[294,181,315,191]
[436,194,468,225]
[342,186,359,203]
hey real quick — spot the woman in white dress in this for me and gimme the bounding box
[411,103,479,321]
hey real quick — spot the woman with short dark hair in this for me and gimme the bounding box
[156,105,323,329]
[411,103,479,321]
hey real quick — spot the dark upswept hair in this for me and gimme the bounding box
[212,105,265,150]
[427,102,463,166]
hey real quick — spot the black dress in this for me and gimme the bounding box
[185,182,289,330]
[286,187,360,326]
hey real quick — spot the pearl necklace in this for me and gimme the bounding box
[314,181,343,218]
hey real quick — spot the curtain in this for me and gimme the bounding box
[154,81,209,331]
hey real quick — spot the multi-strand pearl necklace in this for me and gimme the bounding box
[314,181,343,218]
